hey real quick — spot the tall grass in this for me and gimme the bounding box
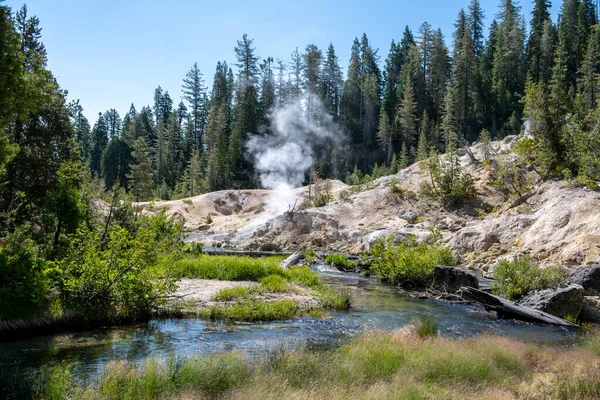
[166,255,287,281]
[35,330,600,400]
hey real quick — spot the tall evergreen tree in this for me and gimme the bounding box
[527,0,552,82]
[127,137,154,201]
[230,34,260,186]
[320,43,343,118]
[182,62,207,149]
[580,25,600,111]
[90,113,108,176]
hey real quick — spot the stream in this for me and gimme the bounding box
[0,265,580,398]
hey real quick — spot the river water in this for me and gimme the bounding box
[0,265,579,398]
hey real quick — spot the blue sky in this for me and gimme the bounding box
[5,0,559,122]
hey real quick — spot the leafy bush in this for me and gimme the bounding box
[325,253,359,271]
[0,229,53,320]
[60,210,182,323]
[491,257,569,300]
[367,236,455,289]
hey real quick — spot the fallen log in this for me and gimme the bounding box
[459,286,580,328]
[280,251,306,269]
[201,248,293,257]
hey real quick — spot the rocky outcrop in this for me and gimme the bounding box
[433,266,479,294]
[518,285,584,319]
[564,265,600,296]
[363,227,432,252]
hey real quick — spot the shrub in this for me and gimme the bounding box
[491,257,569,300]
[206,213,213,224]
[367,236,455,289]
[420,132,476,207]
[61,210,182,323]
[325,253,359,271]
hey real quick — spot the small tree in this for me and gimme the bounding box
[420,131,476,207]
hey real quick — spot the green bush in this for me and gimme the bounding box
[61,210,182,323]
[367,236,455,289]
[0,229,53,320]
[325,253,359,271]
[491,257,569,300]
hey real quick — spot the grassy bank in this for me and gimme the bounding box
[160,254,350,321]
[35,328,600,399]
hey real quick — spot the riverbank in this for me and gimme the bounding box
[35,327,600,400]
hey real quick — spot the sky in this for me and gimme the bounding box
[5,0,560,123]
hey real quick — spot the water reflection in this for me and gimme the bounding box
[0,267,580,398]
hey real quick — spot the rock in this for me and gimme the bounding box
[280,251,305,269]
[363,228,432,252]
[433,266,479,293]
[579,297,600,322]
[518,284,584,319]
[398,209,419,224]
[197,224,211,231]
[564,265,600,296]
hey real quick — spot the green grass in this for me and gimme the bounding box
[325,253,359,271]
[412,315,439,338]
[35,330,600,400]
[166,255,287,281]
[165,255,350,321]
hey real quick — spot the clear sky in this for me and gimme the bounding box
[5,0,559,122]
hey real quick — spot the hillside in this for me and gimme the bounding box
[141,137,600,272]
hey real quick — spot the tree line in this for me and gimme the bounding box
[73,0,600,201]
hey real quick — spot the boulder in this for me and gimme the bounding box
[518,284,584,319]
[564,266,600,296]
[280,251,305,269]
[398,209,419,224]
[433,266,479,293]
[579,297,600,322]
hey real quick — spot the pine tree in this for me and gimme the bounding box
[181,149,204,197]
[206,105,229,191]
[104,109,121,139]
[340,38,362,144]
[182,62,207,149]
[429,29,450,123]
[90,113,109,176]
[128,137,154,201]
[377,112,393,163]
[580,26,600,111]
[417,120,429,161]
[320,43,343,118]
[451,11,477,140]
[259,56,275,126]
[396,75,418,152]
[230,34,260,185]
[101,138,132,190]
[527,0,552,82]
[290,47,302,101]
[492,0,526,136]
[303,44,322,120]
[468,0,485,56]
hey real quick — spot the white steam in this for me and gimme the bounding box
[247,96,341,217]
